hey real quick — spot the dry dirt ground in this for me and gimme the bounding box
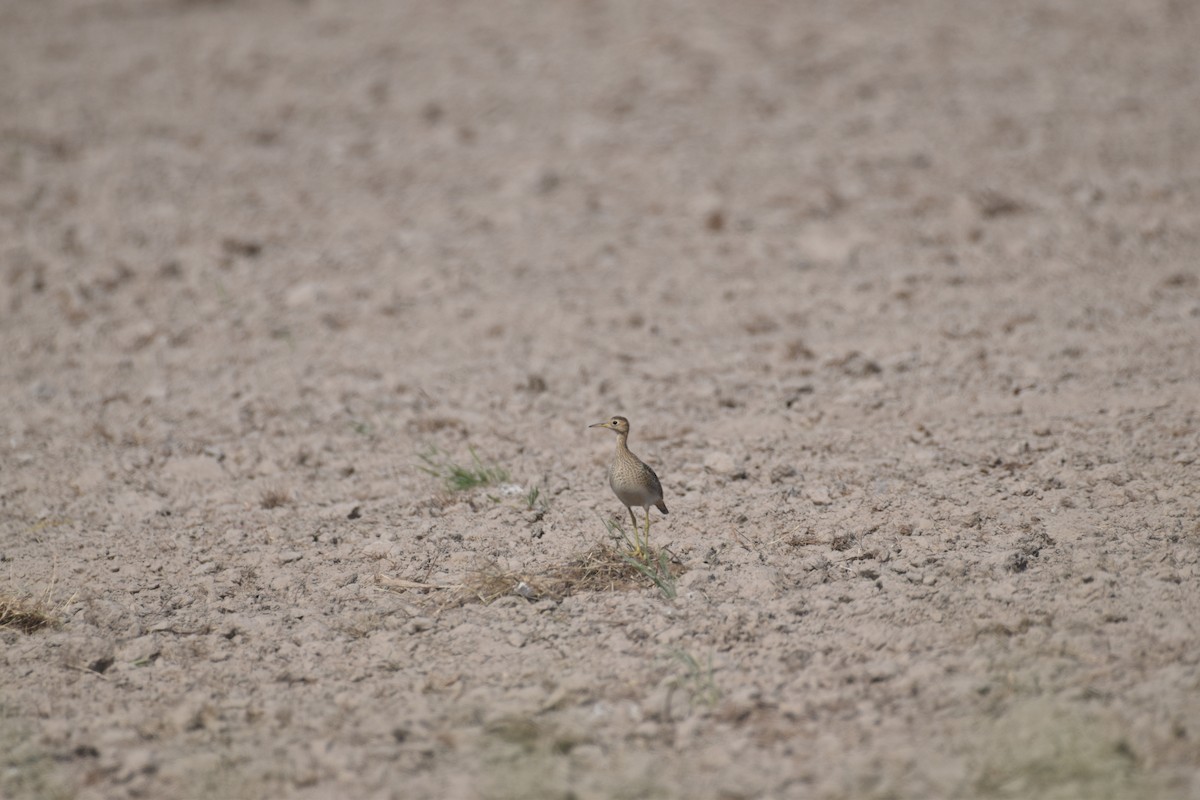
[3,1,1200,798]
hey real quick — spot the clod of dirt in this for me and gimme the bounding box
[972,188,1025,218]
[830,351,882,377]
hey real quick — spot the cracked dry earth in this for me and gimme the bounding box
[2,1,1200,798]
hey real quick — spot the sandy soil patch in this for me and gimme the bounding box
[2,1,1199,798]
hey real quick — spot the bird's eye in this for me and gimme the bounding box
[612,419,619,425]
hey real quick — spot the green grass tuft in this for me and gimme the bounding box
[666,650,721,713]
[603,518,678,599]
[525,485,547,511]
[417,445,510,492]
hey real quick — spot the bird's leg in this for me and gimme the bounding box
[627,507,643,556]
[642,506,652,555]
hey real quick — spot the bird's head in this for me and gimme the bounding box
[589,415,630,435]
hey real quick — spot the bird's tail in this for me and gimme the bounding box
[656,500,669,514]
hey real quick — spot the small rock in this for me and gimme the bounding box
[119,747,159,781]
[277,551,303,565]
[634,721,661,738]
[405,617,434,634]
[954,511,982,528]
[116,635,161,665]
[256,459,282,477]
[72,465,107,493]
[691,192,726,232]
[119,320,158,352]
[804,485,833,506]
[221,237,263,259]
[973,188,1024,218]
[801,555,830,572]
[866,659,900,682]
[1008,441,1030,456]
[769,465,797,483]
[1091,464,1129,486]
[801,225,861,264]
[1005,552,1029,573]
[142,383,168,404]
[88,655,115,675]
[830,531,856,551]
[535,171,561,194]
[361,541,395,559]
[284,282,320,308]
[170,694,215,732]
[703,452,738,476]
[163,455,225,484]
[678,570,713,589]
[831,351,882,377]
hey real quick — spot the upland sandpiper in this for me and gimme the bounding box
[589,415,668,555]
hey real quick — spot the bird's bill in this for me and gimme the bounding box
[588,421,610,428]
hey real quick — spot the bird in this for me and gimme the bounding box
[588,415,668,556]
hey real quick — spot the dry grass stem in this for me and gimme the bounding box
[376,542,685,609]
[0,590,67,634]
[259,486,292,509]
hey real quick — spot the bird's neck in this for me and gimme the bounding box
[615,432,631,454]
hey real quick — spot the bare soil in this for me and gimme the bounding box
[3,1,1199,798]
